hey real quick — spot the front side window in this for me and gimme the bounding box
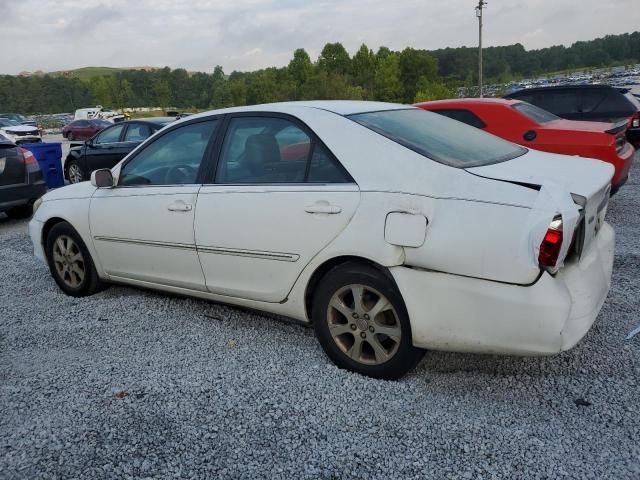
[124,123,152,142]
[119,120,217,186]
[95,124,125,144]
[349,108,526,168]
[215,116,350,184]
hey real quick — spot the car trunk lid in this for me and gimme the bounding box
[466,149,614,263]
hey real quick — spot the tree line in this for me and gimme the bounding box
[0,31,638,114]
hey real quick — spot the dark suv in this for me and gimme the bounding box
[506,85,640,146]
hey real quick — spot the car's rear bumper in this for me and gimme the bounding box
[0,181,47,212]
[392,222,615,355]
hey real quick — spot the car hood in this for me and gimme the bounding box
[466,148,614,199]
[3,125,39,133]
[42,181,96,201]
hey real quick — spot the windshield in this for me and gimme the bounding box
[0,119,20,127]
[348,108,526,168]
[512,102,559,124]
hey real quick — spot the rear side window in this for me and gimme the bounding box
[349,109,526,168]
[430,109,486,129]
[512,102,559,124]
[124,123,152,142]
[594,91,636,116]
[215,116,351,184]
[510,89,579,115]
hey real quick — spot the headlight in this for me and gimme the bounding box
[32,197,43,215]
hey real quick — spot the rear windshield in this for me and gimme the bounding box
[513,102,559,123]
[348,109,526,168]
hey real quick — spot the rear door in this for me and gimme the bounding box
[194,113,360,303]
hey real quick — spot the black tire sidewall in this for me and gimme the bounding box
[45,222,99,296]
[312,263,423,380]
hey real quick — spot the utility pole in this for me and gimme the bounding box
[476,0,486,97]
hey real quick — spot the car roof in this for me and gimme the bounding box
[181,101,413,123]
[416,98,520,108]
[129,117,176,125]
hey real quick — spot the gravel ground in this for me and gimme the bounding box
[1,157,639,479]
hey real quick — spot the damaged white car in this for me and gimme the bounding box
[29,101,615,379]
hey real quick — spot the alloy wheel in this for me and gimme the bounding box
[52,235,85,288]
[327,284,402,365]
[68,163,83,183]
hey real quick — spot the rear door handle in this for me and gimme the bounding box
[304,201,342,214]
[168,201,192,212]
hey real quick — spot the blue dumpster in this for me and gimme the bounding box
[21,143,64,188]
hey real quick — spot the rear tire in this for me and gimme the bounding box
[312,262,424,380]
[45,221,106,297]
[68,132,75,141]
[5,204,33,219]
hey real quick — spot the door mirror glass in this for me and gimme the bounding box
[91,169,114,188]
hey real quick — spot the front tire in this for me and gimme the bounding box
[45,221,106,297]
[68,132,75,141]
[65,160,83,184]
[312,262,424,380]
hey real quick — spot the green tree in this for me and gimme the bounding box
[373,53,403,103]
[352,43,377,97]
[152,79,170,108]
[399,48,438,103]
[414,78,454,102]
[288,48,313,86]
[318,42,351,75]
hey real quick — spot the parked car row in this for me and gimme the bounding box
[30,100,618,380]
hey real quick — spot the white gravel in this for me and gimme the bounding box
[1,155,639,479]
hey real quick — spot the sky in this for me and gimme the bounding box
[2,0,638,75]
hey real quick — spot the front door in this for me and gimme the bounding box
[195,114,360,303]
[90,119,219,290]
[84,123,129,174]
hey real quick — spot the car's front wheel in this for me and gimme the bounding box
[312,262,424,380]
[67,132,75,141]
[65,160,83,184]
[45,221,106,297]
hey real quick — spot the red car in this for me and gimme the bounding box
[62,119,112,141]
[416,98,634,193]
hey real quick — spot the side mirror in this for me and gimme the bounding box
[91,169,114,188]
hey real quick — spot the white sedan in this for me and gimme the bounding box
[29,101,615,379]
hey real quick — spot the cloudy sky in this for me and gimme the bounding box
[2,0,638,75]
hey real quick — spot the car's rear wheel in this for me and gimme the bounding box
[45,221,106,297]
[65,160,83,184]
[5,204,33,219]
[312,262,424,380]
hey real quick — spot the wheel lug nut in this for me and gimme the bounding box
[350,324,357,330]
[369,326,375,333]
[352,313,358,319]
[363,314,369,320]
[360,332,366,339]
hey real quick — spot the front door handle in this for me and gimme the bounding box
[168,201,192,212]
[304,201,342,214]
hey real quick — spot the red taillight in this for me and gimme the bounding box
[538,217,563,268]
[17,147,37,167]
